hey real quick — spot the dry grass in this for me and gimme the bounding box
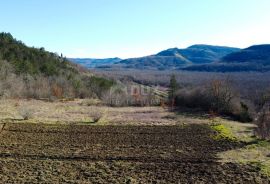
[0,99,178,125]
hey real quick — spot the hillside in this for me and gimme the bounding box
[157,45,240,64]
[0,32,115,99]
[0,32,73,76]
[114,55,191,70]
[92,45,239,70]
[222,44,270,64]
[184,45,270,72]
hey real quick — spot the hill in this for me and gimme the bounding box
[95,45,239,70]
[157,45,240,64]
[0,32,72,76]
[0,32,115,99]
[222,44,270,64]
[184,45,270,72]
[113,55,191,70]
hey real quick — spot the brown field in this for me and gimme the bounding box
[0,99,269,183]
[0,123,268,183]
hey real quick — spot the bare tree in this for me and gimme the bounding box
[207,78,235,114]
[254,91,270,139]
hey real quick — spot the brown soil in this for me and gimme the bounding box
[0,123,269,183]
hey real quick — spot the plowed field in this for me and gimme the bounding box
[0,123,268,183]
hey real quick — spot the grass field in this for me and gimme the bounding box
[0,99,269,183]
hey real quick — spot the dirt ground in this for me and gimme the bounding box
[0,123,269,183]
[0,99,269,183]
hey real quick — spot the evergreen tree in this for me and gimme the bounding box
[168,74,179,106]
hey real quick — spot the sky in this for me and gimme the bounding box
[0,0,270,59]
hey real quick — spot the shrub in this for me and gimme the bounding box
[19,108,33,120]
[52,84,63,98]
[206,79,235,114]
[234,102,253,122]
[90,111,103,123]
[175,79,253,122]
[175,88,211,110]
[255,104,270,139]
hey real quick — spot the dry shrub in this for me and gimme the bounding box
[207,79,235,114]
[19,108,33,120]
[0,61,25,98]
[89,111,103,123]
[52,84,63,98]
[175,88,210,110]
[31,76,51,98]
[175,79,252,122]
[255,104,270,139]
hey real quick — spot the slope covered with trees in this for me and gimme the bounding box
[0,32,115,99]
[0,32,71,75]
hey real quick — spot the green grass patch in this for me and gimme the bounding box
[250,161,270,177]
[246,140,270,149]
[210,123,237,141]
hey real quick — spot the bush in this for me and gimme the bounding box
[233,102,253,122]
[19,108,33,120]
[175,88,211,110]
[89,111,103,123]
[175,80,253,122]
[255,104,270,139]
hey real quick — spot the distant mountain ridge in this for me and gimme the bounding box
[184,44,270,72]
[96,45,240,70]
[69,57,121,68]
[157,45,240,64]
[222,44,270,63]
[70,44,270,72]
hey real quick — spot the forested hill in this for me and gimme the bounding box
[0,32,73,76]
[0,32,115,99]
[184,44,270,72]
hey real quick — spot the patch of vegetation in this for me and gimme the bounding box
[250,161,270,177]
[80,99,102,106]
[175,79,253,123]
[19,108,34,120]
[87,76,116,98]
[247,140,270,149]
[214,119,270,178]
[210,123,237,141]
